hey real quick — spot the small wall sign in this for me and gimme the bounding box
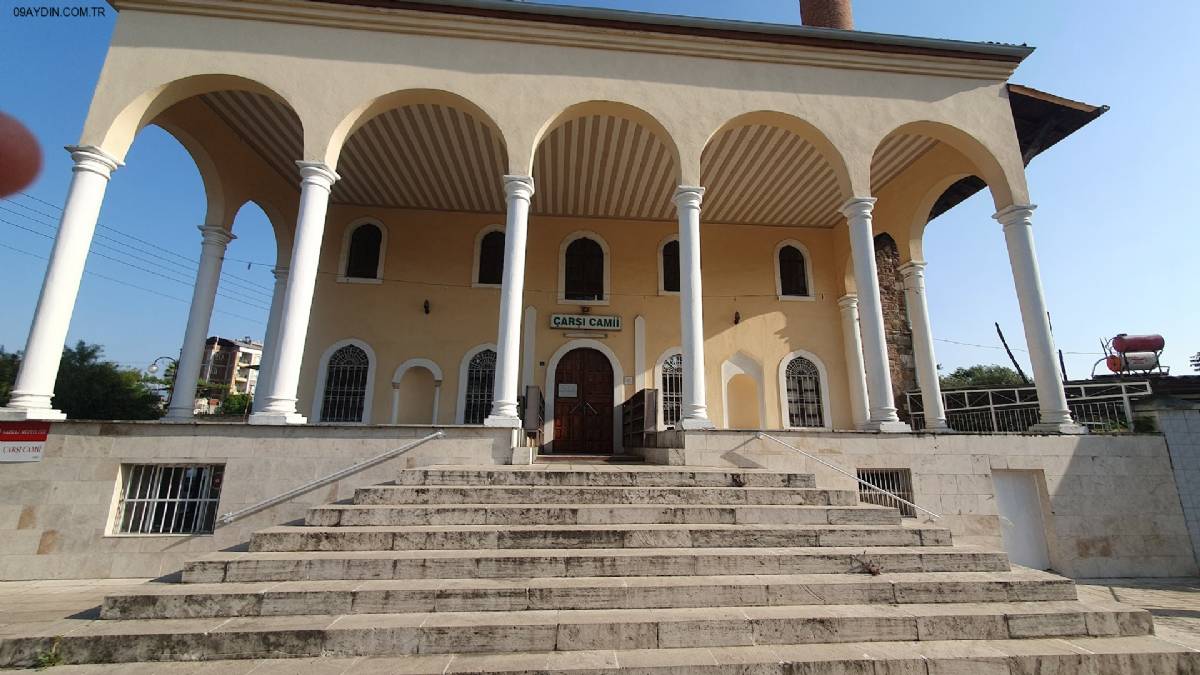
[0,421,50,462]
[550,314,622,331]
[558,383,578,397]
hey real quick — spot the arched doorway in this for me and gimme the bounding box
[551,348,614,454]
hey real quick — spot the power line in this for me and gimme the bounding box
[0,240,265,323]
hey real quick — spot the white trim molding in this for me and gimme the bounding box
[543,339,625,451]
[774,239,815,301]
[653,346,683,430]
[777,348,833,431]
[311,338,377,424]
[657,234,680,296]
[558,230,611,306]
[720,352,766,429]
[471,224,505,288]
[391,358,444,425]
[337,217,387,284]
[456,343,498,424]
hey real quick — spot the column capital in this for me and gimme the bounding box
[898,260,927,282]
[295,161,339,189]
[271,266,289,281]
[993,204,1037,227]
[65,145,122,178]
[673,185,705,209]
[503,174,535,201]
[197,224,235,248]
[837,294,858,310]
[840,197,876,219]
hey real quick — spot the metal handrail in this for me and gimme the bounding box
[217,430,445,526]
[756,432,941,520]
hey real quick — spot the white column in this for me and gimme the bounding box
[837,294,870,430]
[252,266,288,408]
[674,186,714,429]
[994,205,1086,434]
[1,146,121,421]
[390,382,401,425]
[485,175,534,427]
[248,162,339,425]
[165,225,236,419]
[899,261,949,432]
[431,380,442,425]
[520,306,536,395]
[842,198,910,432]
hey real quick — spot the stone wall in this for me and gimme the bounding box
[874,233,917,413]
[0,422,512,581]
[1145,405,1200,566]
[665,430,1198,578]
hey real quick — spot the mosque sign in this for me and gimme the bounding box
[550,314,622,331]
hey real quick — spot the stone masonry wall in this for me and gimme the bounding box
[874,234,917,414]
[1151,407,1200,566]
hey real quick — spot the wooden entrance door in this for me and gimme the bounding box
[552,348,614,454]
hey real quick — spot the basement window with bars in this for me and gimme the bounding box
[855,468,916,518]
[114,464,225,535]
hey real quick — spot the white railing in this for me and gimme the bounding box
[906,381,1151,433]
[217,430,444,526]
[757,432,940,520]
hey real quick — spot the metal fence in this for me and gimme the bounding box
[905,380,1152,433]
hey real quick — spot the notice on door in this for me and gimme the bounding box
[550,314,621,331]
[0,421,51,463]
[558,383,578,398]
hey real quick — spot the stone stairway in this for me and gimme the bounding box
[1,464,1195,672]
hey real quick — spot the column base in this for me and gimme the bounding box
[163,409,196,421]
[680,416,715,430]
[484,415,522,428]
[862,419,912,433]
[0,407,66,422]
[1028,421,1089,435]
[923,419,952,433]
[247,411,308,425]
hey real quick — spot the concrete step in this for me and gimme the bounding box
[354,485,859,506]
[305,503,901,527]
[0,601,1155,666]
[397,467,817,488]
[182,546,1011,583]
[17,636,1194,673]
[101,571,1077,619]
[249,523,951,552]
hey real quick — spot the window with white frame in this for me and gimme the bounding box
[341,221,384,281]
[476,229,505,286]
[783,355,824,428]
[564,236,606,301]
[660,238,680,294]
[114,464,225,535]
[776,242,812,298]
[660,352,683,427]
[320,344,371,422]
[462,349,497,424]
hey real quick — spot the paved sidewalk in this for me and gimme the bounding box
[0,576,1198,672]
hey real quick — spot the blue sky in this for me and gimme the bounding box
[0,0,1196,377]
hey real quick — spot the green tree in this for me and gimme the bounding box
[939,364,1025,390]
[50,341,164,420]
[0,347,20,407]
[219,392,252,416]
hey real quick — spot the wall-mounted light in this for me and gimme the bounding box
[581,306,591,314]
[733,311,741,325]
[423,300,431,315]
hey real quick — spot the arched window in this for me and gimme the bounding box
[776,242,812,299]
[660,352,683,427]
[564,236,605,301]
[342,222,384,281]
[660,238,680,294]
[783,355,824,428]
[462,349,496,424]
[476,230,505,285]
[319,344,371,422]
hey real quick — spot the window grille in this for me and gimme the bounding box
[778,245,809,297]
[346,223,382,279]
[115,464,224,535]
[661,239,680,293]
[320,344,370,422]
[464,349,497,424]
[661,353,683,427]
[478,231,505,285]
[856,468,915,517]
[565,237,604,300]
[784,356,824,427]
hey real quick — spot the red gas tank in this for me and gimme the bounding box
[1112,334,1165,353]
